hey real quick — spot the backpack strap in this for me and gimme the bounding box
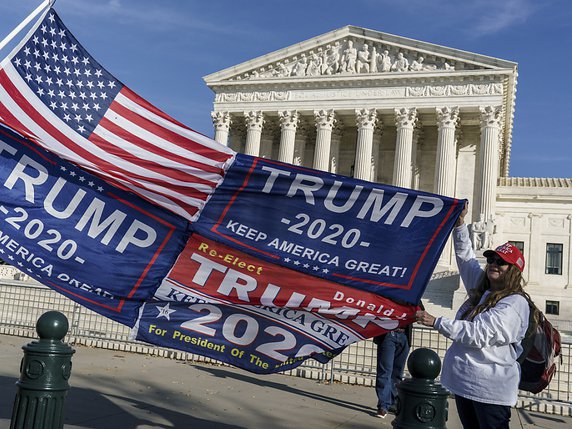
[516,295,538,364]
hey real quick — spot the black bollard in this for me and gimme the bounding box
[10,311,75,429]
[393,348,449,429]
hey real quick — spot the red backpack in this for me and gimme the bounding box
[517,305,562,394]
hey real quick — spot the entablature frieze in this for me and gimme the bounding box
[214,82,504,105]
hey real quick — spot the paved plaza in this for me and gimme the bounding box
[0,334,570,428]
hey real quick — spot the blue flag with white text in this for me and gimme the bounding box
[0,121,189,326]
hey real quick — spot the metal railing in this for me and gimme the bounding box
[1,281,570,416]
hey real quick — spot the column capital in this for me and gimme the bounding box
[479,105,503,129]
[278,110,300,131]
[244,110,265,131]
[355,108,377,129]
[211,111,232,132]
[394,107,417,129]
[436,106,460,129]
[314,109,336,131]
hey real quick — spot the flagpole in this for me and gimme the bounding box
[0,0,54,52]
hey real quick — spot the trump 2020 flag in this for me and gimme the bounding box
[0,119,190,326]
[133,155,462,372]
[0,6,465,374]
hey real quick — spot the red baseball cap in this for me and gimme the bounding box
[483,243,525,272]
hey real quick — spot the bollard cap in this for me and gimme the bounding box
[36,311,69,340]
[407,348,441,380]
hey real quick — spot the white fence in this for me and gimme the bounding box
[0,279,570,416]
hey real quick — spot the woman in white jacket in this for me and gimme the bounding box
[416,203,531,429]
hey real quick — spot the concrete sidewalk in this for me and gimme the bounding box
[0,334,570,429]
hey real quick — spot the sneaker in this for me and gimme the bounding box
[376,409,387,419]
[388,405,397,414]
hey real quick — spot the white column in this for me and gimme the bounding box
[434,106,460,197]
[278,110,299,164]
[478,106,503,220]
[433,108,459,267]
[393,107,418,188]
[371,120,383,182]
[330,125,343,174]
[354,108,377,181]
[313,109,336,171]
[211,111,232,146]
[243,111,264,156]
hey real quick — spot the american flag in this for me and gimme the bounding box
[0,8,235,221]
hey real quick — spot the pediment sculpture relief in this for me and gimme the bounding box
[232,39,466,81]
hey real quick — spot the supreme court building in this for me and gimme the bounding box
[204,26,572,327]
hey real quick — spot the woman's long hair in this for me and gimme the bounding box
[460,264,536,325]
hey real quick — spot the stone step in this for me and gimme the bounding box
[421,265,461,318]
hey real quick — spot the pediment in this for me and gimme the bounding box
[204,25,517,84]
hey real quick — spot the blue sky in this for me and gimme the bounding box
[0,0,570,178]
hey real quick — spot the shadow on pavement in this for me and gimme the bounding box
[192,364,373,414]
[516,408,572,427]
[0,374,243,429]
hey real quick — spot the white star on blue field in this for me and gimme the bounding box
[156,303,176,320]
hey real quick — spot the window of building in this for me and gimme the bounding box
[545,300,560,316]
[545,243,563,275]
[509,241,524,254]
